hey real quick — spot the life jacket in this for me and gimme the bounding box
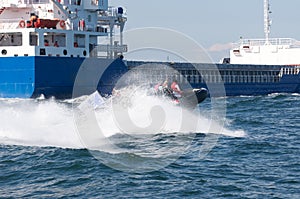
[171,82,180,93]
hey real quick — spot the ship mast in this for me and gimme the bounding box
[264,0,272,44]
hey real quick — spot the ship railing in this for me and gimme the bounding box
[0,19,20,29]
[50,0,76,20]
[279,66,300,77]
[107,6,127,17]
[22,0,49,4]
[98,6,126,18]
[97,5,127,27]
[233,38,299,48]
[0,0,48,6]
[93,44,127,58]
[96,44,128,53]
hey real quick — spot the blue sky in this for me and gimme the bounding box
[110,0,300,61]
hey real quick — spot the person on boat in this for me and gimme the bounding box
[161,80,175,98]
[44,40,49,46]
[154,80,169,95]
[171,80,183,98]
[154,82,163,95]
[30,13,38,28]
[54,41,59,47]
[162,80,169,93]
[162,80,169,88]
[153,80,179,103]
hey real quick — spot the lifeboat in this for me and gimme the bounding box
[26,18,60,28]
[35,19,60,28]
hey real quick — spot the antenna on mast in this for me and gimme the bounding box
[264,0,272,44]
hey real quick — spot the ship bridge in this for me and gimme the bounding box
[230,38,300,65]
[229,0,300,66]
[0,0,127,58]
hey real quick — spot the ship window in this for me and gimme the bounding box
[44,32,66,47]
[0,32,22,46]
[30,32,38,46]
[74,34,85,48]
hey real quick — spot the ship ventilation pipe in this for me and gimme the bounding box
[264,0,272,44]
[98,0,108,11]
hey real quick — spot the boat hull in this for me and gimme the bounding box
[0,56,127,98]
[0,57,35,98]
[190,74,300,96]
[180,88,208,109]
[127,61,300,97]
[1,58,299,98]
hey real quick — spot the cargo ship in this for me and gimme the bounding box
[1,0,299,98]
[127,0,300,96]
[0,0,128,98]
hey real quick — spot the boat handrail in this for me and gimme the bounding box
[233,38,299,48]
[106,6,127,17]
[0,0,48,6]
[0,18,22,23]
[279,65,300,77]
[0,19,21,29]
[22,0,49,4]
[96,44,128,53]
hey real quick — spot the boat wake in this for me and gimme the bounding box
[0,98,81,148]
[0,88,245,150]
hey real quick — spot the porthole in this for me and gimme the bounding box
[40,48,46,55]
[63,49,67,55]
[83,50,87,56]
[1,49,7,55]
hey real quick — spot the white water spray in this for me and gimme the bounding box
[0,90,245,149]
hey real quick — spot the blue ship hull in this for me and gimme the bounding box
[192,67,300,96]
[222,76,300,96]
[127,61,300,97]
[1,58,299,98]
[188,73,300,96]
[0,56,127,98]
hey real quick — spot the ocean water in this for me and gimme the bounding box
[0,93,299,198]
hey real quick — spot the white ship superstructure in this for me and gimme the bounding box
[230,0,300,65]
[0,0,128,98]
[0,0,127,58]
